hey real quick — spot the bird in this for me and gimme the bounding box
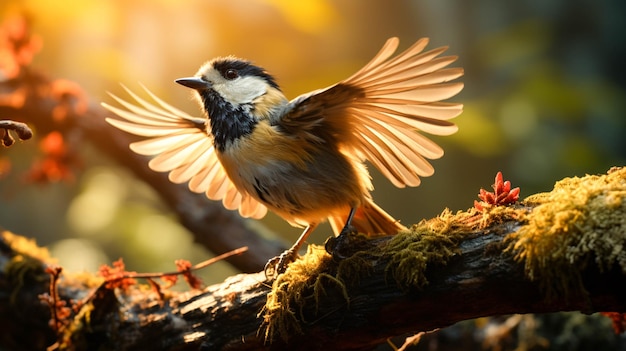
[102,37,463,277]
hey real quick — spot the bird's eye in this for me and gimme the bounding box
[225,69,239,80]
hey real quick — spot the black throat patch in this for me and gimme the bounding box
[199,89,257,152]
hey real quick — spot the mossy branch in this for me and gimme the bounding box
[1,168,624,350]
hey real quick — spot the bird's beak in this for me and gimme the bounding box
[175,77,212,90]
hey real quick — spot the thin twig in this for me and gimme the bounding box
[0,120,33,146]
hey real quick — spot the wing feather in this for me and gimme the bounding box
[105,117,194,137]
[223,185,243,211]
[375,82,464,102]
[348,37,402,80]
[367,101,462,120]
[102,85,267,219]
[352,135,409,188]
[149,136,209,172]
[367,66,463,90]
[206,166,233,200]
[348,106,458,135]
[354,119,435,184]
[138,83,197,118]
[129,133,200,155]
[360,116,443,161]
[171,145,217,184]
[186,160,216,192]
[359,127,422,186]
[285,37,463,188]
[106,93,190,124]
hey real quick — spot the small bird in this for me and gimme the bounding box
[103,37,463,276]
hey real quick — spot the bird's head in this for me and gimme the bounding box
[176,57,287,122]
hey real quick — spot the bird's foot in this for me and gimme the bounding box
[264,248,298,280]
[324,224,358,261]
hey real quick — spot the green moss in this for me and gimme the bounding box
[260,206,521,342]
[2,230,52,263]
[261,245,336,342]
[507,167,626,298]
[384,210,467,289]
[1,231,53,304]
[380,207,526,290]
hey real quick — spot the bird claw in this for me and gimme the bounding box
[325,224,358,261]
[264,248,298,280]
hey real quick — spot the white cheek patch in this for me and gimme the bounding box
[214,76,268,106]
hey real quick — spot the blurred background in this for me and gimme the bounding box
[0,0,624,293]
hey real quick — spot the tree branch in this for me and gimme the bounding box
[1,167,624,350]
[0,119,33,146]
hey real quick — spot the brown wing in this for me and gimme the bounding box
[102,85,267,219]
[282,37,463,188]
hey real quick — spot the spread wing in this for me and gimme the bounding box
[282,37,463,188]
[102,85,267,219]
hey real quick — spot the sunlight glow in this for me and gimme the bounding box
[50,238,110,273]
[260,0,337,33]
[67,168,127,235]
[135,213,193,257]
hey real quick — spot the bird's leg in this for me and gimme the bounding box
[340,207,357,235]
[264,223,318,280]
[324,207,358,260]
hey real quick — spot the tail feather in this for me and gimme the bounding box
[328,198,406,236]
